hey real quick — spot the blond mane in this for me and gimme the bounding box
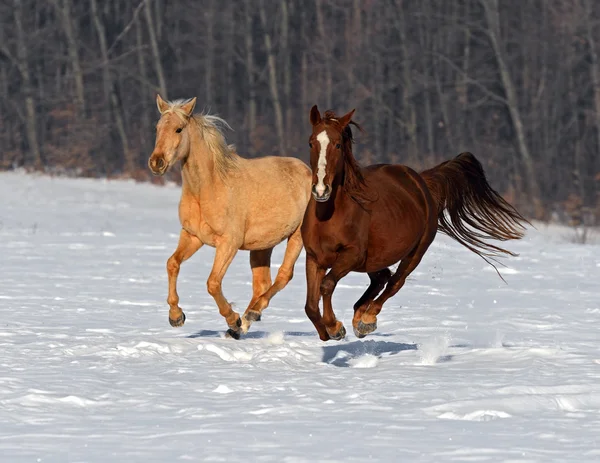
[163,99,239,177]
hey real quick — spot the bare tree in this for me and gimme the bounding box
[0,0,598,222]
[259,0,285,154]
[480,0,539,207]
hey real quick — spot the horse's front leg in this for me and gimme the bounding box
[206,240,241,338]
[304,255,329,341]
[167,229,203,327]
[320,246,364,341]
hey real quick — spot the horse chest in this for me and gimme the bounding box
[178,197,221,247]
[304,226,347,267]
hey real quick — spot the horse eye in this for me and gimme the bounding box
[309,142,313,148]
[176,128,182,133]
[336,143,341,149]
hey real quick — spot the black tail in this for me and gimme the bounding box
[421,152,529,272]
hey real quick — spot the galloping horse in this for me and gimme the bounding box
[148,95,311,338]
[301,105,528,341]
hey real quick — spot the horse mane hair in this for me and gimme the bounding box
[322,110,374,206]
[163,99,239,177]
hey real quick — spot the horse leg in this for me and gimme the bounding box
[320,247,364,340]
[356,239,432,338]
[353,269,392,311]
[166,229,203,327]
[205,240,242,339]
[304,255,329,341]
[239,248,273,330]
[351,268,391,335]
[241,227,303,334]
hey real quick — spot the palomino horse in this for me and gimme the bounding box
[301,106,528,341]
[148,95,311,338]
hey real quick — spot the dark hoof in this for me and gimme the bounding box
[169,312,186,328]
[245,310,262,322]
[229,317,242,330]
[354,320,376,338]
[328,324,346,341]
[225,328,241,340]
[225,317,242,339]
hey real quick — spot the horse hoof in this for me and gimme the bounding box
[355,320,376,337]
[245,310,262,322]
[225,328,241,340]
[169,312,186,328]
[328,324,346,341]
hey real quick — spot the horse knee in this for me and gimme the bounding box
[320,277,335,296]
[207,278,221,297]
[166,256,180,275]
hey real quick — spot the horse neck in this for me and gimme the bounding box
[315,162,353,221]
[181,124,220,195]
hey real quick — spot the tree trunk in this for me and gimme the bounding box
[91,0,131,172]
[204,0,214,104]
[136,13,152,161]
[459,0,471,144]
[394,0,417,163]
[481,0,539,207]
[143,0,167,99]
[53,0,85,115]
[584,0,600,204]
[315,0,332,108]
[14,0,42,169]
[244,0,256,156]
[281,0,292,142]
[259,0,285,155]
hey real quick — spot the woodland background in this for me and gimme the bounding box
[1,0,600,222]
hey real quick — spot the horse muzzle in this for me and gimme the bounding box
[148,154,167,176]
[312,184,332,202]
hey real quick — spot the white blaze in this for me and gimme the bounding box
[316,130,330,196]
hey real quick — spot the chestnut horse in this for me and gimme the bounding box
[301,106,528,341]
[148,95,311,338]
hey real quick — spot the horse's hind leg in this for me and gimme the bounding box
[167,229,203,327]
[353,269,392,311]
[240,228,303,334]
[355,237,433,338]
[244,248,274,321]
[351,269,391,333]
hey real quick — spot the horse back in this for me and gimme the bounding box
[364,164,432,215]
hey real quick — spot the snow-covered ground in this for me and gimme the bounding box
[1,171,599,462]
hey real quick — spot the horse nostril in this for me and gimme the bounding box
[149,155,166,174]
[324,184,331,196]
[311,185,318,196]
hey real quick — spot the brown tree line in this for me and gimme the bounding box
[1,0,599,221]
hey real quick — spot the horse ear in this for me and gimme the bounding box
[309,105,321,126]
[180,97,197,117]
[338,109,356,129]
[156,94,169,114]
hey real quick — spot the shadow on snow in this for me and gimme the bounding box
[322,340,417,367]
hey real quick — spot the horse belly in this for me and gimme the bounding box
[363,193,426,272]
[241,221,296,251]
